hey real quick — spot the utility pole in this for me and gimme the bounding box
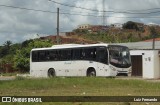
[102,0,106,26]
[150,26,156,50]
[152,34,155,50]
[57,8,60,44]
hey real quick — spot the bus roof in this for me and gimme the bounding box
[31,43,125,51]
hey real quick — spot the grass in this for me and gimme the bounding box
[0,77,160,105]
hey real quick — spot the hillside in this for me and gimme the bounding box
[38,21,160,44]
[71,25,160,43]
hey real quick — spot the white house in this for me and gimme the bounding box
[111,23,123,29]
[78,24,91,29]
[130,50,160,79]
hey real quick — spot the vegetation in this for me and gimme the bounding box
[81,32,142,43]
[123,21,139,30]
[75,21,160,43]
[0,39,52,73]
[0,77,160,105]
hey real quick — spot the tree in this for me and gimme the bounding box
[0,41,12,57]
[13,39,52,72]
[123,21,139,30]
[3,40,12,49]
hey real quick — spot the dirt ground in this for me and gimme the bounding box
[0,76,15,80]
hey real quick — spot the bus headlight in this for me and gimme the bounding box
[110,66,116,71]
[128,68,132,73]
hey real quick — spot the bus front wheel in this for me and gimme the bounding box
[48,68,55,77]
[87,68,96,77]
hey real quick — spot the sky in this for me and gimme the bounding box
[0,0,160,45]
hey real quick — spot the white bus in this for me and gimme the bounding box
[30,44,131,77]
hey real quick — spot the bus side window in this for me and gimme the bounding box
[39,51,46,61]
[90,48,96,60]
[57,49,71,61]
[73,49,82,60]
[66,49,72,60]
[49,50,58,61]
[83,48,96,60]
[45,51,50,60]
[32,51,39,62]
[97,48,108,64]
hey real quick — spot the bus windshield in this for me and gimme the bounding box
[109,46,131,68]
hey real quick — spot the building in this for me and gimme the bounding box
[111,23,123,29]
[148,23,159,27]
[130,50,160,78]
[78,24,91,29]
[77,24,108,32]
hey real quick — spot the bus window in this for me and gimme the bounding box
[39,51,46,61]
[57,49,72,61]
[48,50,58,61]
[73,48,82,60]
[45,51,50,60]
[83,48,96,60]
[97,47,108,64]
[32,51,39,62]
[66,49,72,60]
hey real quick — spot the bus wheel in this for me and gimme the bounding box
[48,69,55,77]
[87,68,96,77]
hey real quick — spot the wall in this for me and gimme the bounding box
[142,51,160,79]
[130,50,160,79]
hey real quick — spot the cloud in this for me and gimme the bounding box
[0,0,160,45]
[107,14,127,24]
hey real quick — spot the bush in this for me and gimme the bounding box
[123,21,139,30]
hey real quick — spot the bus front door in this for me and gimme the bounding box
[97,47,108,76]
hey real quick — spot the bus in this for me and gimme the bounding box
[30,44,131,77]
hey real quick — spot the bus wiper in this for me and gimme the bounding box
[122,58,129,65]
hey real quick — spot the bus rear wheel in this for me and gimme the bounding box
[48,69,55,77]
[87,68,96,77]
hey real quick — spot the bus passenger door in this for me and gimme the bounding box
[96,47,108,76]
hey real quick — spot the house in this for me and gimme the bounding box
[111,23,123,29]
[77,24,108,33]
[78,24,91,29]
[148,23,159,27]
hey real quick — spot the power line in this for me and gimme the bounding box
[0,4,57,14]
[48,0,100,12]
[0,4,160,18]
[48,0,160,14]
[123,7,160,12]
[0,4,98,17]
[60,0,160,12]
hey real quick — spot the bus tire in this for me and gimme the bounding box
[87,68,96,77]
[48,68,55,77]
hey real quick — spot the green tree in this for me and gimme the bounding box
[123,21,139,30]
[0,41,12,57]
[13,39,52,72]
[3,40,12,49]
